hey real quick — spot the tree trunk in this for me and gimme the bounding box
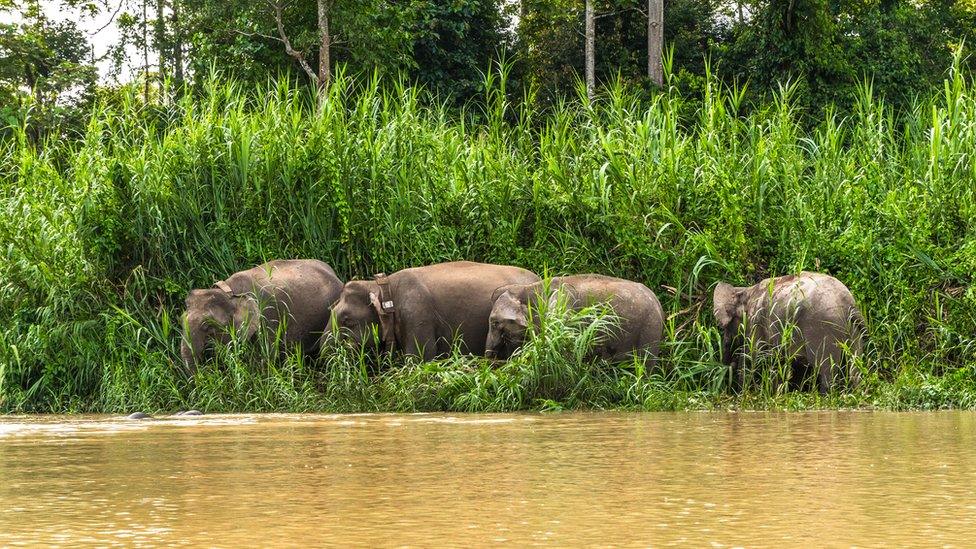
[317,0,331,91]
[647,0,663,87]
[143,0,149,102]
[155,0,167,98]
[173,0,184,90]
[585,0,595,101]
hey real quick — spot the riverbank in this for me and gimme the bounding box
[92,344,976,415]
[2,61,975,413]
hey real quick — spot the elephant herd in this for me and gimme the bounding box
[181,259,865,393]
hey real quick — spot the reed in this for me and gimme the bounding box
[2,53,975,412]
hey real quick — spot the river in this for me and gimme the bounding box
[1,411,973,546]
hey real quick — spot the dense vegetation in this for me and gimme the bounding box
[2,54,975,413]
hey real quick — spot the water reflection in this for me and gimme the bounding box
[1,412,973,546]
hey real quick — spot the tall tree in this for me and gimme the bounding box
[0,0,97,139]
[647,0,662,86]
[316,0,330,89]
[269,0,320,87]
[172,0,183,87]
[155,0,166,86]
[585,0,594,99]
[142,0,149,101]
[174,0,416,88]
[409,0,510,102]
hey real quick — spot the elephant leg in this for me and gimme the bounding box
[808,337,842,394]
[403,322,437,361]
[645,337,661,370]
[735,351,749,393]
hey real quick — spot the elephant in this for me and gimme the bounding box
[712,271,864,393]
[321,261,540,359]
[174,410,203,417]
[180,259,343,373]
[484,274,665,364]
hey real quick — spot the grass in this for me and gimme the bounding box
[1,54,976,413]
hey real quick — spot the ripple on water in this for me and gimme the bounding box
[0,415,261,439]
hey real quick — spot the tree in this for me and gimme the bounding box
[316,0,330,88]
[174,0,417,89]
[408,0,511,102]
[517,0,582,99]
[647,0,662,86]
[267,0,322,87]
[519,0,686,101]
[0,1,97,139]
[585,0,595,99]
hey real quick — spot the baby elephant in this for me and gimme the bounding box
[713,272,864,393]
[180,259,343,374]
[485,274,664,364]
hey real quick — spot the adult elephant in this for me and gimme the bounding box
[712,271,864,393]
[322,261,540,359]
[180,259,343,373]
[484,275,664,364]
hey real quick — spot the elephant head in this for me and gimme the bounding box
[485,282,581,359]
[712,282,745,365]
[325,280,383,350]
[485,288,530,359]
[180,286,260,373]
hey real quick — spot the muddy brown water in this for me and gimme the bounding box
[1,411,974,547]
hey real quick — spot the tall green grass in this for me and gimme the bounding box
[2,56,976,413]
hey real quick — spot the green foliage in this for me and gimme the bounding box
[720,0,976,115]
[517,0,975,115]
[172,0,510,104]
[408,0,512,102]
[0,0,98,140]
[2,57,976,413]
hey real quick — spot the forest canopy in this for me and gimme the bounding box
[2,0,974,125]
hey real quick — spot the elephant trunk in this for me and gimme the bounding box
[180,338,197,375]
[180,318,205,376]
[719,326,738,367]
[485,329,503,359]
[318,314,337,355]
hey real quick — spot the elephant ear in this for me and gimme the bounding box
[369,291,397,350]
[490,284,518,305]
[232,295,261,340]
[368,291,384,317]
[547,283,580,312]
[713,282,739,329]
[503,292,530,329]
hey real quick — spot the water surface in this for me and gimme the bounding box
[1,411,974,546]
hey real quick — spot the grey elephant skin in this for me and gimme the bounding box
[180,259,343,373]
[322,261,540,359]
[712,271,864,393]
[485,274,665,364]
